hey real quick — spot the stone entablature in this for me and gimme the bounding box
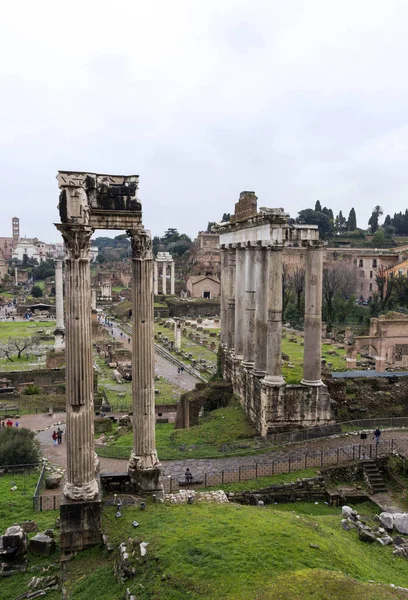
[214,191,332,435]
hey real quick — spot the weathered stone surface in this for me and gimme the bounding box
[45,474,63,490]
[29,534,56,556]
[380,512,408,534]
[28,574,59,591]
[358,528,377,543]
[0,526,27,558]
[20,521,38,533]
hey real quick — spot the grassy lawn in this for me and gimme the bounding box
[1,471,407,600]
[97,399,258,460]
[0,320,56,342]
[156,323,217,366]
[200,468,321,492]
[282,332,347,384]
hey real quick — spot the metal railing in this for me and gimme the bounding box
[32,462,46,511]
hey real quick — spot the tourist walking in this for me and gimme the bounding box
[57,428,63,444]
[185,468,193,484]
[52,431,58,446]
[374,428,381,444]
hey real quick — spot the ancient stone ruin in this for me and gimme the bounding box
[215,191,333,436]
[55,171,162,554]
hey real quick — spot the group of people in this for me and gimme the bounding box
[1,420,18,428]
[52,428,63,445]
[177,366,185,375]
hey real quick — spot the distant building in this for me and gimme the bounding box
[186,275,220,299]
[188,232,221,277]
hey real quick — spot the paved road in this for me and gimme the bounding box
[105,321,198,390]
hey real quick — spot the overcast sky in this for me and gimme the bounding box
[1,0,408,243]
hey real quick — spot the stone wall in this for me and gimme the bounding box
[228,476,327,505]
[0,368,65,390]
[222,347,333,435]
[166,299,220,318]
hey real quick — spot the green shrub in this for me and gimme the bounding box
[22,384,41,395]
[0,427,40,466]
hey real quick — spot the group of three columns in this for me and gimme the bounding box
[220,242,323,387]
[56,223,160,503]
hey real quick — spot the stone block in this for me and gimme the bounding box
[45,473,63,490]
[28,534,56,556]
[60,496,102,555]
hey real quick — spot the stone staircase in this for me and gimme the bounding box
[362,459,387,494]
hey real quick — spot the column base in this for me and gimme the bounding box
[233,353,244,362]
[60,494,102,556]
[252,369,266,378]
[128,453,163,493]
[242,361,254,371]
[263,375,285,387]
[63,477,99,502]
[300,379,323,387]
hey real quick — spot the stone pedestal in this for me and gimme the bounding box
[234,245,246,359]
[60,495,102,556]
[127,227,162,493]
[264,247,285,387]
[301,246,323,386]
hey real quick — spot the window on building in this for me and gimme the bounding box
[372,259,377,268]
[359,259,364,267]
[370,271,373,278]
[369,283,372,291]
[203,291,211,299]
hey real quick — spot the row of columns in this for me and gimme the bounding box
[153,260,175,295]
[221,242,323,387]
[56,223,161,502]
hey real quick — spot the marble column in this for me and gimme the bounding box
[15,267,17,286]
[301,246,323,386]
[127,227,162,492]
[54,260,65,349]
[56,224,99,501]
[243,245,256,368]
[174,319,181,350]
[162,261,167,295]
[153,261,158,295]
[91,288,97,311]
[253,244,268,377]
[220,248,229,346]
[234,245,246,359]
[264,246,285,386]
[226,246,236,350]
[170,261,175,295]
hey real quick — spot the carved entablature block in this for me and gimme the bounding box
[56,171,142,231]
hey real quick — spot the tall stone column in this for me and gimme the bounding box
[220,248,229,346]
[15,267,18,286]
[127,227,162,492]
[174,319,181,350]
[91,288,97,311]
[54,260,65,349]
[162,261,167,295]
[170,261,175,295]
[253,244,268,377]
[56,224,99,501]
[301,246,323,386]
[243,245,256,368]
[153,261,158,295]
[226,246,236,350]
[234,245,246,359]
[264,246,285,386]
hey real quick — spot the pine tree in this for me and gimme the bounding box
[314,200,322,212]
[347,208,357,231]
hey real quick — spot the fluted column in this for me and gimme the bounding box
[174,319,181,350]
[301,246,323,386]
[226,245,236,350]
[234,245,246,359]
[153,261,158,295]
[127,227,162,491]
[54,260,65,349]
[253,244,268,376]
[56,224,98,501]
[91,288,97,311]
[162,261,167,295]
[264,246,285,386]
[170,261,175,295]
[243,245,256,368]
[220,248,229,346]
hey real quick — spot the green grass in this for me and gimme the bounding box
[0,320,56,343]
[200,468,320,492]
[156,323,217,365]
[98,501,408,600]
[281,333,347,384]
[98,399,257,460]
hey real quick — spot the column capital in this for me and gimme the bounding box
[55,224,94,260]
[127,226,153,260]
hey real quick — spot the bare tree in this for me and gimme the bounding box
[292,267,305,312]
[323,264,357,327]
[6,337,35,360]
[375,266,394,311]
[0,345,14,362]
[282,264,292,318]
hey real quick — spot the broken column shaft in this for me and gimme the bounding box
[301,245,323,386]
[54,260,65,349]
